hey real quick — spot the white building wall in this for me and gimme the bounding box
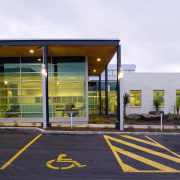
[123,73,180,115]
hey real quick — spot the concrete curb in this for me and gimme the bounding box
[1,127,180,136]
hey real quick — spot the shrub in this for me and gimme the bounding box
[123,93,130,117]
[91,118,102,124]
[153,99,161,111]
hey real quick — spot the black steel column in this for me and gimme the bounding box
[42,45,50,128]
[105,65,109,117]
[116,45,121,129]
[99,75,102,115]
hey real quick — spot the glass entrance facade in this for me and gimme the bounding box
[0,56,86,119]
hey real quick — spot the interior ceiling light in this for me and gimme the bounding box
[37,58,42,62]
[97,58,101,62]
[93,69,96,72]
[29,49,34,53]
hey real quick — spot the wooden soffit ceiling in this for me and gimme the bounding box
[0,45,117,76]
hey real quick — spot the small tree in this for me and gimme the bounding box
[153,98,161,112]
[123,93,130,117]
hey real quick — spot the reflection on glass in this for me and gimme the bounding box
[130,90,141,106]
[0,57,86,119]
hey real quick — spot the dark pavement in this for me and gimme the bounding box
[0,130,180,180]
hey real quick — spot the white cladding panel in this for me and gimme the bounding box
[123,73,180,115]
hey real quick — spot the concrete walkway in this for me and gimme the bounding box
[55,123,180,130]
[0,122,180,130]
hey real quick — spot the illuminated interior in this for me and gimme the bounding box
[0,40,119,122]
[153,90,164,106]
[130,90,141,106]
[0,56,86,118]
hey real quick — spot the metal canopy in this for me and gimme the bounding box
[0,39,119,76]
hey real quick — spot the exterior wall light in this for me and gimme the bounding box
[41,64,47,76]
[118,67,124,80]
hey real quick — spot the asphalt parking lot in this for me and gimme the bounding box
[1,130,180,180]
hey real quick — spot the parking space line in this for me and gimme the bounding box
[0,134,42,170]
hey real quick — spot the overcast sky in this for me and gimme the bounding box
[0,0,180,72]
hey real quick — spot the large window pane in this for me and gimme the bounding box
[22,113,42,118]
[57,63,85,72]
[22,89,42,96]
[22,97,42,104]
[0,73,20,81]
[22,105,42,112]
[52,81,85,88]
[52,72,85,81]
[176,90,180,105]
[21,73,42,80]
[21,65,42,72]
[4,64,20,72]
[22,81,42,88]
[53,89,85,97]
[130,90,141,106]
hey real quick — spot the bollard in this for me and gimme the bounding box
[160,112,163,131]
[70,112,73,129]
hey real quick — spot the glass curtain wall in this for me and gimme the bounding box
[88,81,117,113]
[49,57,86,118]
[0,57,43,118]
[0,56,86,119]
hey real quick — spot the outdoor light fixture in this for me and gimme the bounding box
[41,64,47,76]
[97,58,101,62]
[118,67,124,80]
[29,49,34,53]
[37,58,42,62]
[93,69,96,72]
[4,81,8,85]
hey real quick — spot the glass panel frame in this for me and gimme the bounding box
[130,90,141,106]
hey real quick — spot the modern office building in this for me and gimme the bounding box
[89,64,180,115]
[0,39,121,126]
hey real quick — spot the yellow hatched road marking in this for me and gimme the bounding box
[107,135,180,163]
[121,135,162,148]
[145,136,180,158]
[104,135,180,173]
[121,135,180,158]
[0,134,42,170]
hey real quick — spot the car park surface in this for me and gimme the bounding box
[1,130,180,180]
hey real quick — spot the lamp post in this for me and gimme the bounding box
[118,67,124,131]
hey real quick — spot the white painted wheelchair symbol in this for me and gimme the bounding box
[46,154,86,170]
